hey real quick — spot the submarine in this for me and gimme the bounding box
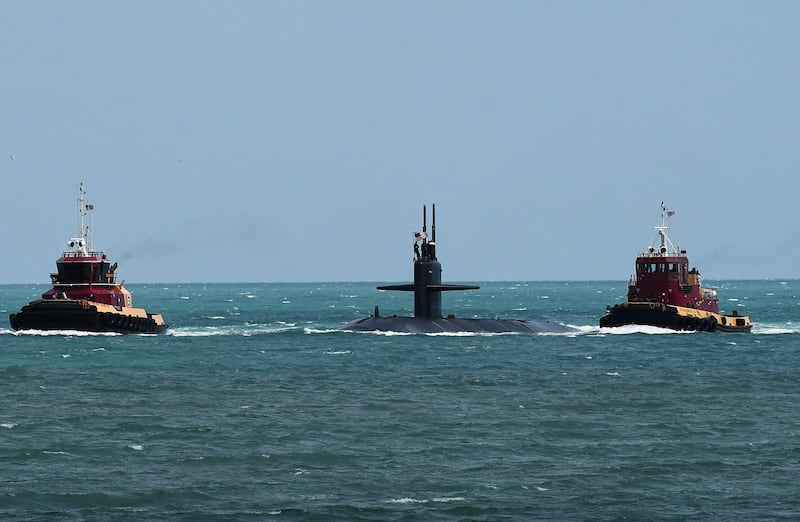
[342,205,576,334]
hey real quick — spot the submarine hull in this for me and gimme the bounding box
[342,315,576,334]
[9,299,168,334]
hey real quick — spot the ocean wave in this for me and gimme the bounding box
[386,496,465,504]
[304,327,348,335]
[425,331,522,337]
[168,325,302,337]
[0,329,122,337]
[596,324,694,335]
[751,324,800,335]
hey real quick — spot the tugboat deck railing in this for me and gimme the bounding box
[636,251,687,259]
[49,282,120,288]
[60,251,107,259]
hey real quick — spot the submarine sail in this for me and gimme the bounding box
[341,204,575,334]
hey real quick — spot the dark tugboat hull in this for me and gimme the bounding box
[342,315,576,334]
[9,299,168,334]
[600,302,752,333]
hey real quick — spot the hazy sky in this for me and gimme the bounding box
[2,1,798,283]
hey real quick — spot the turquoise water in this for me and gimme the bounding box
[1,280,799,520]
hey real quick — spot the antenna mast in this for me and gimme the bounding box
[432,203,436,243]
[656,201,676,254]
[77,182,94,252]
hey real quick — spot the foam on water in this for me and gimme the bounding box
[598,324,695,335]
[1,328,122,336]
[168,325,301,337]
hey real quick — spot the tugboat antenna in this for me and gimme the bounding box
[77,182,94,253]
[78,183,85,240]
[656,201,676,254]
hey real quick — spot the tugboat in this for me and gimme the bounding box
[600,203,751,332]
[342,204,575,334]
[9,183,168,334]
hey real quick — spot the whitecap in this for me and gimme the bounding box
[128,444,143,451]
[426,331,483,337]
[432,497,465,503]
[564,325,601,335]
[599,324,690,335]
[337,329,414,336]
[11,329,121,337]
[536,486,549,492]
[606,371,621,377]
[753,325,800,335]
[387,497,428,504]
[326,350,351,355]
[304,327,343,335]
[1,422,17,429]
[169,325,298,337]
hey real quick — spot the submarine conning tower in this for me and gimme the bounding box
[376,204,479,319]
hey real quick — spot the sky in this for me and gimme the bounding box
[2,1,799,284]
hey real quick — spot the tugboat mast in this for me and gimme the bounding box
[77,182,94,253]
[655,201,677,255]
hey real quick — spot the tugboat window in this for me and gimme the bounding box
[58,263,92,283]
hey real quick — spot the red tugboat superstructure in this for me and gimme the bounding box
[9,183,167,334]
[600,203,752,332]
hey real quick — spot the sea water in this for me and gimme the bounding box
[1,280,799,520]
